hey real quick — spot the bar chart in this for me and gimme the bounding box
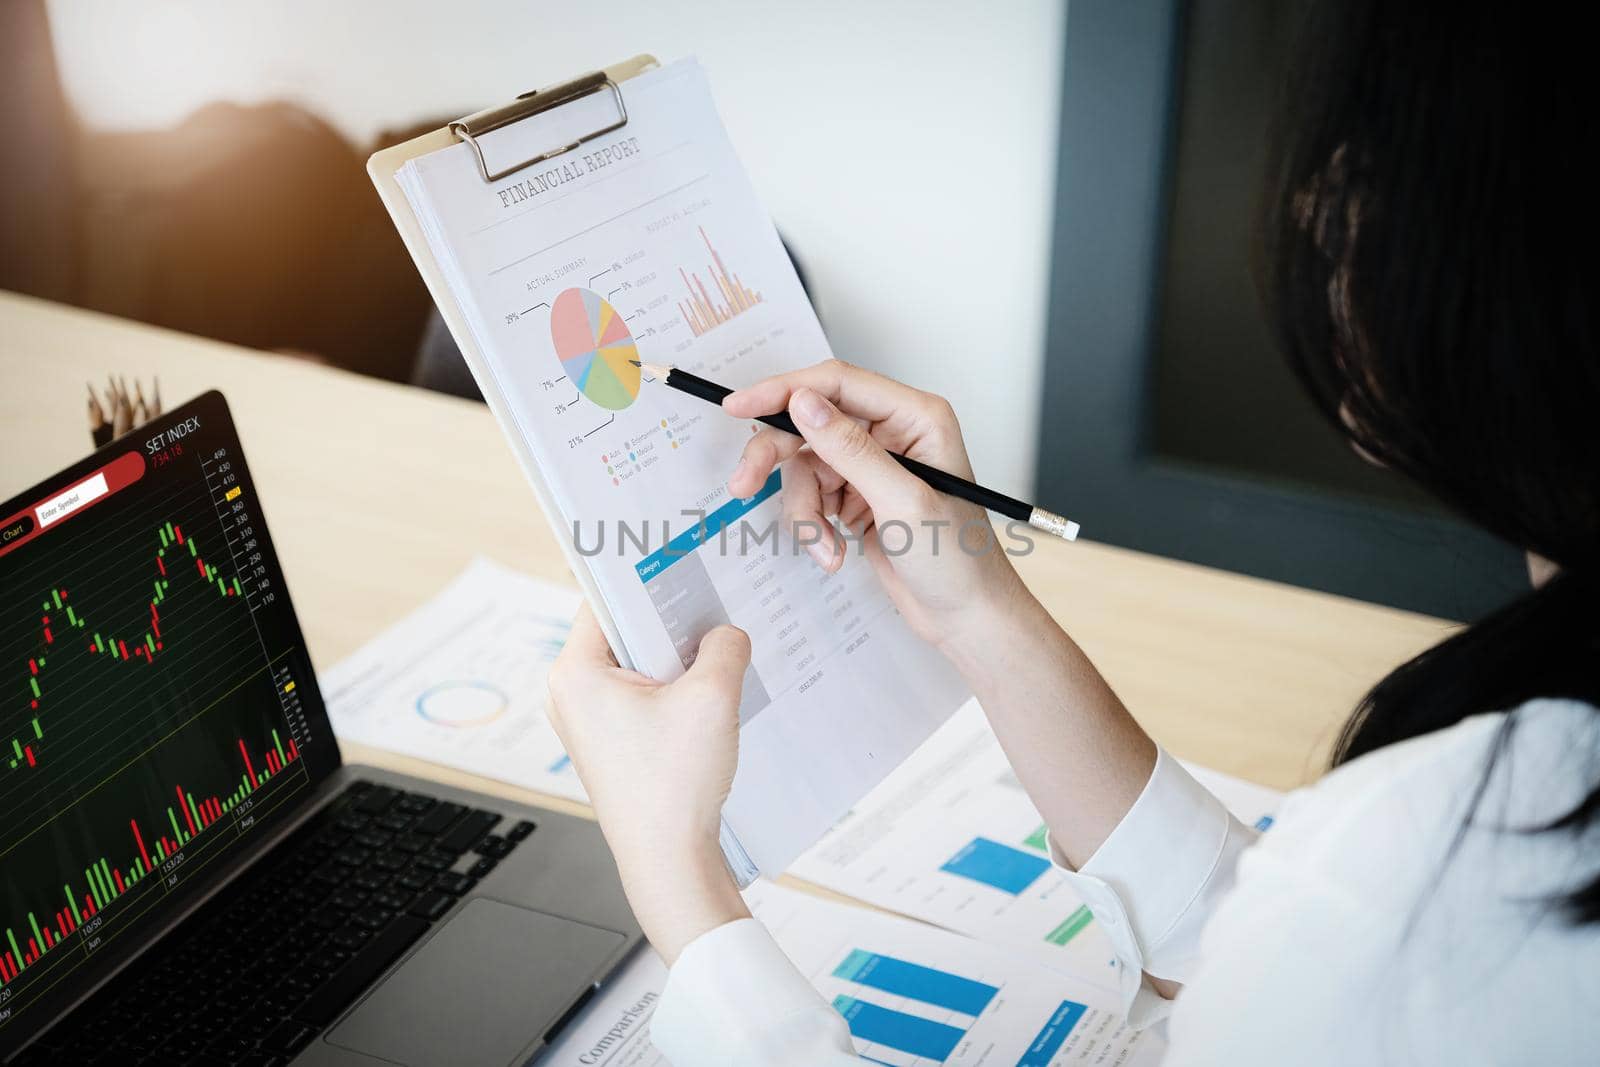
[744,882,1163,1066]
[939,837,1054,897]
[0,732,300,986]
[676,225,765,337]
[830,948,998,1061]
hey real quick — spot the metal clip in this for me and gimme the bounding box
[449,71,628,183]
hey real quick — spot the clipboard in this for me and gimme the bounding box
[367,55,656,678]
[368,56,763,883]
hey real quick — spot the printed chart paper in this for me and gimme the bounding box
[543,881,1165,1066]
[791,700,1283,977]
[321,557,586,801]
[396,59,967,873]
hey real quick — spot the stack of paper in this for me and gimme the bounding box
[541,880,1167,1066]
[790,700,1281,979]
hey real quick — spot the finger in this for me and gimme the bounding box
[683,624,752,694]
[838,484,874,534]
[782,452,843,572]
[787,387,939,519]
[726,361,973,477]
[559,603,619,667]
[729,425,805,497]
[723,360,927,427]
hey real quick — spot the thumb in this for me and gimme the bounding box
[685,624,752,691]
[788,388,925,513]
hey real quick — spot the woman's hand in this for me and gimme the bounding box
[546,604,752,963]
[727,360,1157,875]
[723,360,1033,657]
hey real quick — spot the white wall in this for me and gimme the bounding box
[48,0,1064,495]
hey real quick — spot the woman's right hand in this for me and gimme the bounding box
[723,360,1033,656]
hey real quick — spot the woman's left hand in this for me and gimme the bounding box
[546,604,752,963]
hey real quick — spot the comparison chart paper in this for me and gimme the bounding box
[792,700,1283,977]
[544,880,1166,1067]
[396,59,967,875]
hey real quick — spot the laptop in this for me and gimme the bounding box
[0,391,642,1066]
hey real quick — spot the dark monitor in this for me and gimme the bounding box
[1035,0,1525,619]
[0,392,339,1054]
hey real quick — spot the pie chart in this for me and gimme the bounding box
[550,287,641,410]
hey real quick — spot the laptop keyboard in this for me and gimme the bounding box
[15,780,535,1067]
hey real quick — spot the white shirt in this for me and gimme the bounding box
[650,699,1600,1065]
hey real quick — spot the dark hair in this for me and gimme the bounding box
[1262,1,1600,919]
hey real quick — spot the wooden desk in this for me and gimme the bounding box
[0,292,1453,817]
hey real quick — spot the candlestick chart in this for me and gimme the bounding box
[0,436,313,1021]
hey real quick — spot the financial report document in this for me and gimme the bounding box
[395,59,967,875]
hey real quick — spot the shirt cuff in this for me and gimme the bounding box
[1049,747,1256,1026]
[652,918,857,1067]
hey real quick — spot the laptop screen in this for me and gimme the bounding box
[0,391,337,1052]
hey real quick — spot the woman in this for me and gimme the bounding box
[547,3,1600,1063]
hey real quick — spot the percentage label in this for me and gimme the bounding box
[504,312,520,324]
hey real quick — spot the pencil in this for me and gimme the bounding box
[631,362,1080,541]
[87,382,112,447]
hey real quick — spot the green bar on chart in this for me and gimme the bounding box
[272,730,286,766]
[87,867,103,909]
[187,793,202,830]
[66,887,81,926]
[51,589,61,610]
[6,929,22,970]
[146,634,156,653]
[28,914,43,953]
[94,632,104,652]
[99,860,114,898]
[32,718,42,739]
[1045,905,1095,947]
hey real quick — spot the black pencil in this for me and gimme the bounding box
[631,362,1080,541]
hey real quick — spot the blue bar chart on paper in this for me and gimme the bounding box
[939,837,1053,896]
[828,948,992,1064]
[741,880,1168,1066]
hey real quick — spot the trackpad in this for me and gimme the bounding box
[327,898,626,1067]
